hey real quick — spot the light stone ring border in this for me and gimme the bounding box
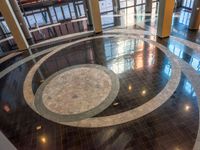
[34,64,120,122]
[23,34,181,128]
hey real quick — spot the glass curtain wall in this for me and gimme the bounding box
[0,0,159,53]
[181,0,194,9]
[0,0,88,52]
[18,0,88,42]
[19,0,86,29]
[0,16,16,55]
[99,0,159,28]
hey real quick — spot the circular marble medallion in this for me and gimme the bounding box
[34,64,120,122]
[43,67,112,115]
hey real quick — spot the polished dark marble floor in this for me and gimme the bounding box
[0,35,199,150]
[32,37,170,116]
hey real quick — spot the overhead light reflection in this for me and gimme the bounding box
[36,125,42,130]
[3,105,10,113]
[184,105,191,112]
[141,90,146,96]
[174,146,181,150]
[128,84,132,91]
[40,136,47,144]
[113,102,119,106]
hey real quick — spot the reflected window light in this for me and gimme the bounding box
[149,44,154,49]
[135,59,143,69]
[182,0,194,8]
[108,58,132,74]
[192,92,196,97]
[148,52,155,67]
[134,53,144,69]
[105,39,135,61]
[110,61,125,74]
[174,47,183,58]
[164,64,172,77]
[169,44,183,59]
[183,80,196,97]
[190,57,200,72]
[184,81,192,94]
[179,10,191,26]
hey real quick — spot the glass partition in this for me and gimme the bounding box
[0,16,17,54]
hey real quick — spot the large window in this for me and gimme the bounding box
[179,10,191,26]
[99,0,113,13]
[120,0,146,8]
[182,0,194,9]
[21,0,86,29]
[0,18,16,53]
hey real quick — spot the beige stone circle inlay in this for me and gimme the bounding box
[42,67,112,115]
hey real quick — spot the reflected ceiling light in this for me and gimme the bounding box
[113,102,119,106]
[141,90,146,96]
[36,125,42,130]
[184,105,191,112]
[40,136,47,144]
[3,105,10,112]
[128,85,132,91]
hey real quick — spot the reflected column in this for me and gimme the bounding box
[157,0,174,38]
[9,0,34,44]
[145,0,152,13]
[0,0,29,50]
[189,0,200,30]
[113,0,121,26]
[93,38,106,66]
[113,0,120,14]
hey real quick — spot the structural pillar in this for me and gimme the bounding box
[9,0,34,44]
[87,0,102,33]
[189,0,200,30]
[0,0,29,50]
[157,0,175,38]
[145,0,152,13]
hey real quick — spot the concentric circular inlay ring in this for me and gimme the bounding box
[23,34,181,128]
[34,64,120,122]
